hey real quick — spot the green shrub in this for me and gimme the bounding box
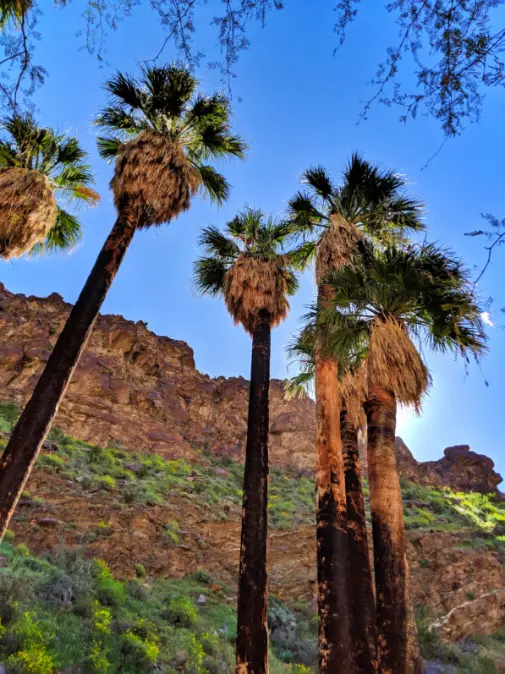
[37,453,66,470]
[0,401,20,432]
[164,520,181,545]
[120,627,159,672]
[92,560,125,607]
[135,563,146,579]
[93,475,116,491]
[164,597,198,628]
[126,579,149,601]
[16,544,30,557]
[86,642,111,673]
[7,611,55,674]
[193,570,212,584]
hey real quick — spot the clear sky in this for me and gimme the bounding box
[1,2,504,478]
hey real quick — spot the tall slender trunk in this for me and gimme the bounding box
[315,282,352,674]
[0,211,137,539]
[341,408,378,674]
[236,309,271,674]
[365,383,417,674]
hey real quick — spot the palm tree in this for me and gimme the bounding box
[194,207,298,674]
[0,64,245,539]
[0,1,66,27]
[287,154,424,673]
[286,332,378,674]
[320,242,486,674]
[0,0,32,26]
[0,112,98,258]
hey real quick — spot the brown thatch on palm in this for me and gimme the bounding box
[111,131,201,226]
[0,168,57,258]
[0,114,98,259]
[194,208,299,674]
[316,215,361,284]
[223,255,291,334]
[368,318,430,412]
[0,65,244,544]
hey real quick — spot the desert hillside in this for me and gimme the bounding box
[0,285,505,672]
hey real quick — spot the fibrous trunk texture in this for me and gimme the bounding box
[0,211,137,539]
[315,284,353,674]
[0,168,57,259]
[235,309,271,674]
[341,408,378,674]
[365,383,417,674]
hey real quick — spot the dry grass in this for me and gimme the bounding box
[224,255,291,334]
[368,318,430,410]
[0,168,57,259]
[316,214,360,284]
[111,131,201,227]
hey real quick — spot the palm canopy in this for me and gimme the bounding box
[308,241,487,407]
[0,0,32,26]
[0,113,98,253]
[193,207,299,334]
[0,1,66,27]
[96,64,246,206]
[288,154,425,271]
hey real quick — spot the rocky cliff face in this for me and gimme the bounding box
[0,283,501,496]
[0,283,315,473]
[2,284,505,652]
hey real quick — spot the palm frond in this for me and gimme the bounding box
[95,106,143,134]
[105,71,144,110]
[195,164,230,204]
[96,136,124,162]
[198,225,240,259]
[144,64,197,117]
[31,207,82,254]
[303,166,336,200]
[193,256,227,296]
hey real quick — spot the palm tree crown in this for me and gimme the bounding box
[193,207,299,334]
[0,0,32,26]
[96,64,246,226]
[0,113,98,255]
[288,153,425,279]
[316,241,487,407]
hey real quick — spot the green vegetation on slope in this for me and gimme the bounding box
[0,538,314,673]
[417,608,505,673]
[0,402,315,531]
[2,401,505,672]
[401,480,505,553]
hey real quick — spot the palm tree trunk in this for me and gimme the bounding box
[236,309,271,674]
[341,408,378,674]
[315,284,352,674]
[0,211,137,539]
[365,383,417,674]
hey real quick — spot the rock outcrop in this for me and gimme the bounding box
[394,438,503,496]
[0,283,501,495]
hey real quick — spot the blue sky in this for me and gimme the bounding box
[1,2,504,478]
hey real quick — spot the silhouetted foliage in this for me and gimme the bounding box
[335,1,505,136]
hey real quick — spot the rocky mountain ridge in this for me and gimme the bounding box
[0,282,501,497]
[2,284,505,663]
